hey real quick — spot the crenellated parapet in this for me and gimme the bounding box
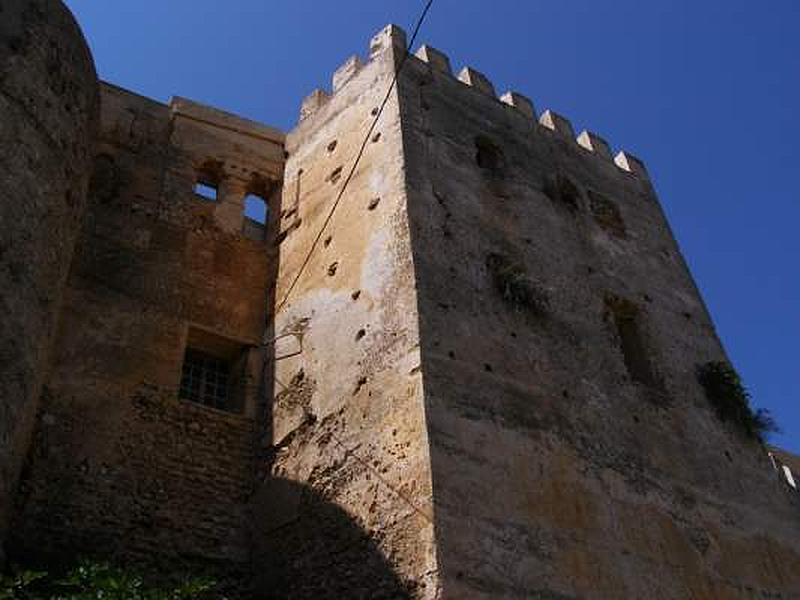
[299,24,407,123]
[299,23,651,180]
[410,41,649,180]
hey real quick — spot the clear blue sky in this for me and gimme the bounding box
[65,0,800,453]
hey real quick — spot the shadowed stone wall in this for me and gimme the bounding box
[0,0,98,556]
[4,7,799,597]
[397,39,800,599]
[10,83,283,594]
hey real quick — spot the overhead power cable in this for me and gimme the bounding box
[275,0,435,314]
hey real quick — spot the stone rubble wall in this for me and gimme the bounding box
[9,81,283,595]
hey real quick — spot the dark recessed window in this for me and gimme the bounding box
[89,153,120,203]
[475,135,503,173]
[589,190,626,238]
[178,327,250,413]
[605,296,662,392]
[544,173,581,212]
[179,349,230,410]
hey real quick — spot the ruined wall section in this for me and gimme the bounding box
[11,83,283,587]
[398,45,800,598]
[0,0,98,553]
[254,26,439,598]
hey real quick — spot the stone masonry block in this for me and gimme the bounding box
[539,109,575,138]
[500,91,536,120]
[577,130,613,160]
[369,24,407,60]
[457,67,496,97]
[615,151,650,179]
[299,89,330,122]
[415,45,452,74]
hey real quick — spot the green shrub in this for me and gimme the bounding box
[486,253,549,315]
[696,361,778,442]
[0,561,216,599]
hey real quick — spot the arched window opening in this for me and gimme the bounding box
[244,194,268,225]
[242,176,270,242]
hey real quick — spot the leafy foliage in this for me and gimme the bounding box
[486,253,549,315]
[696,361,779,442]
[0,561,216,600]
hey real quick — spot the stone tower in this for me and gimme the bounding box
[0,0,98,554]
[2,6,799,598]
[263,24,800,598]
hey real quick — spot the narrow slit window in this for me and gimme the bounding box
[475,135,503,173]
[606,296,662,391]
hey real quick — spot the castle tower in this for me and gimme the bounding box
[263,24,800,597]
[3,12,799,598]
[0,0,99,554]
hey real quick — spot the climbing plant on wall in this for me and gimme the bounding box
[696,360,778,442]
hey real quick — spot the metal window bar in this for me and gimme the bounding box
[179,349,230,410]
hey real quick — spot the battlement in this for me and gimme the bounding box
[299,24,649,180]
[410,37,649,180]
[8,8,800,599]
[299,24,407,123]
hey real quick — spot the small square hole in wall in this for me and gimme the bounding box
[194,181,219,202]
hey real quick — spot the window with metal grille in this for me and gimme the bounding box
[179,348,231,410]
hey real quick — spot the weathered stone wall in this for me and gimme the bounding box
[10,82,283,590]
[5,10,798,597]
[397,44,800,598]
[0,0,99,555]
[255,25,439,598]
